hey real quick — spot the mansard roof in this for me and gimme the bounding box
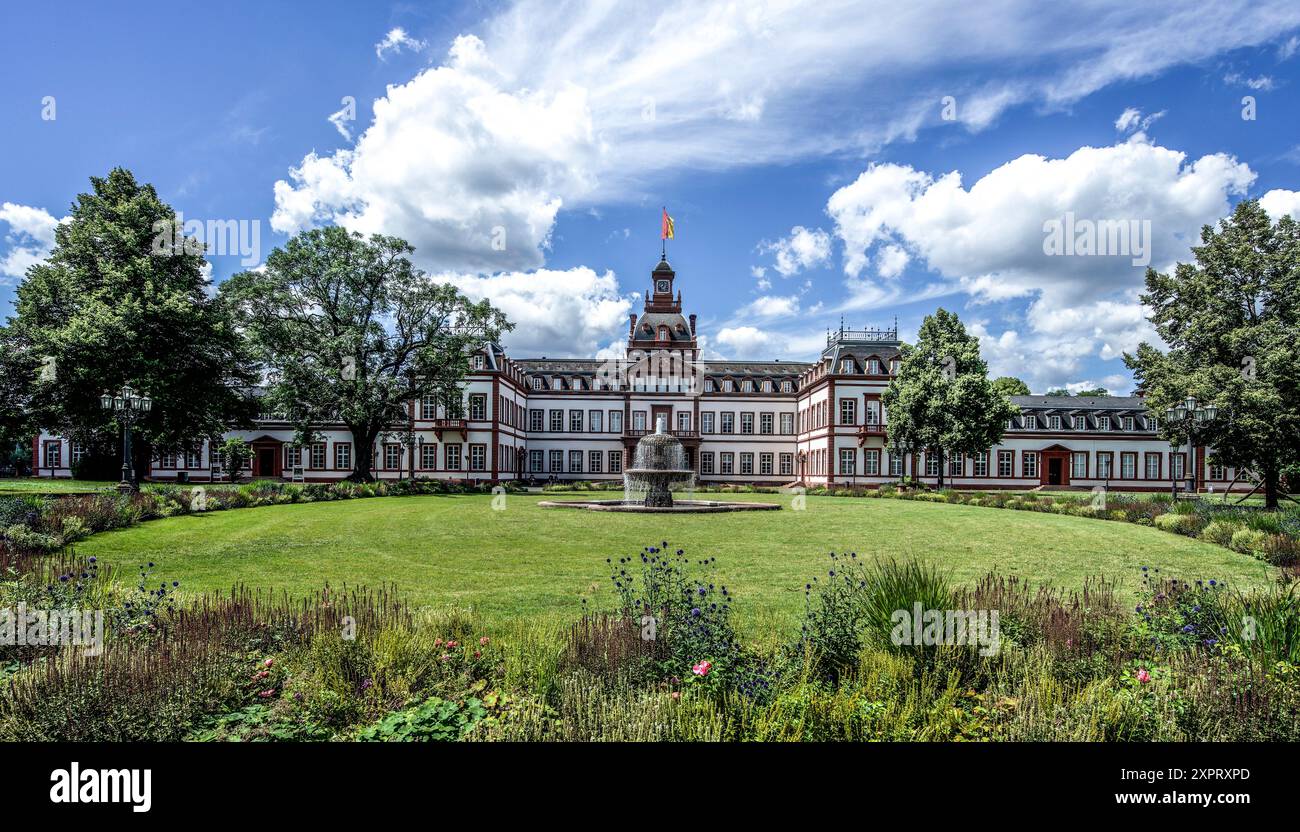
[632,311,694,343]
[1011,395,1149,412]
[701,361,810,375]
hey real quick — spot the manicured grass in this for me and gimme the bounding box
[73,491,1273,635]
[0,478,116,494]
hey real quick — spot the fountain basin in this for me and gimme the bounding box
[538,498,781,513]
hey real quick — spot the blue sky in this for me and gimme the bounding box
[3,0,1299,393]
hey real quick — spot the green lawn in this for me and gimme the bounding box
[0,478,117,494]
[72,492,1273,635]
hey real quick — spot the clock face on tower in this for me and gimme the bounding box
[656,279,670,293]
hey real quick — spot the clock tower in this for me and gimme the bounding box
[626,256,698,357]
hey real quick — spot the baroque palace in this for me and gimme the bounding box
[34,256,1242,492]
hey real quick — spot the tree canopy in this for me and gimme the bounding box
[220,226,511,481]
[7,168,258,479]
[882,308,1018,486]
[991,376,1031,397]
[1125,199,1300,508]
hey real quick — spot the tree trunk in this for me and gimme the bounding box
[348,424,379,482]
[1264,465,1279,510]
[936,448,945,488]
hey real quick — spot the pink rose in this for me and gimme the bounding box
[670,691,681,701]
[264,658,274,668]
[1136,668,1151,684]
[479,636,490,646]
[691,660,712,676]
[446,640,459,649]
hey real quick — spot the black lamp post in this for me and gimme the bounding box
[100,384,151,494]
[1163,395,1216,499]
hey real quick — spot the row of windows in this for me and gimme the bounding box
[529,449,625,474]
[699,451,793,476]
[1009,414,1157,432]
[829,448,1222,480]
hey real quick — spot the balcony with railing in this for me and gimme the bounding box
[622,428,700,442]
[430,418,467,437]
[857,421,887,444]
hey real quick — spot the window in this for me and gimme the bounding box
[1022,452,1039,478]
[287,446,304,469]
[721,413,735,434]
[422,443,438,469]
[1147,416,1160,431]
[925,454,940,477]
[867,358,882,374]
[759,413,773,434]
[589,450,602,473]
[1170,453,1185,481]
[421,395,437,420]
[973,451,988,477]
[720,452,734,474]
[335,443,352,471]
[472,354,485,370]
[548,450,562,472]
[1097,416,1111,431]
[1098,452,1113,479]
[701,452,715,475]
[677,411,691,432]
[780,453,794,476]
[836,449,855,475]
[865,401,880,425]
[740,413,754,434]
[1209,461,1225,481]
[549,410,563,431]
[1122,416,1134,431]
[890,453,904,477]
[1025,415,1038,430]
[569,450,582,473]
[609,451,622,473]
[583,410,602,432]
[468,445,486,471]
[701,412,715,433]
[1144,453,1161,480]
[609,411,623,433]
[310,442,326,469]
[759,453,774,476]
[1005,418,1014,430]
[781,381,793,393]
[572,378,583,391]
[705,379,716,393]
[1121,452,1137,479]
[569,410,583,432]
[864,449,880,476]
[529,449,543,472]
[445,444,462,470]
[741,379,754,393]
[384,444,402,470]
[1073,415,1087,430]
[70,441,86,466]
[722,379,735,393]
[840,399,856,425]
[762,380,773,393]
[186,448,203,469]
[998,451,1013,477]
[43,442,61,469]
[949,452,964,477]
[530,377,542,390]
[740,453,754,475]
[469,394,487,420]
[1048,415,1061,430]
[780,413,793,434]
[530,409,544,431]
[1071,452,1088,478]
[159,452,176,469]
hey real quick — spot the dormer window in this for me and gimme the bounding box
[552,377,562,390]
[705,379,716,392]
[781,380,793,393]
[722,379,735,393]
[657,325,669,342]
[1049,415,1061,430]
[572,378,583,391]
[1005,418,1014,430]
[1098,416,1110,431]
[1073,415,1086,430]
[1025,415,1038,429]
[761,380,772,393]
[840,359,855,374]
[1122,416,1134,431]
[1147,416,1159,430]
[741,380,753,393]
[472,354,485,370]
[866,358,881,374]
[531,377,542,390]
[890,359,900,374]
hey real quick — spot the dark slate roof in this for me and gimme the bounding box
[1011,395,1148,410]
[632,312,694,342]
[514,358,607,372]
[702,361,809,375]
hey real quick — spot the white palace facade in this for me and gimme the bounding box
[33,256,1244,492]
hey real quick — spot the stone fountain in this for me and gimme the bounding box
[623,416,695,507]
[538,415,781,513]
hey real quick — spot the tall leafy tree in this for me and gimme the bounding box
[0,325,37,468]
[8,168,257,479]
[882,308,1017,487]
[221,227,511,481]
[991,376,1030,397]
[1125,199,1300,508]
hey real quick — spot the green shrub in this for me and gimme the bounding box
[355,696,486,741]
[1230,528,1269,556]
[1199,520,1239,548]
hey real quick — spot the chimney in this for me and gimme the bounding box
[688,314,697,336]
[629,313,638,335]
